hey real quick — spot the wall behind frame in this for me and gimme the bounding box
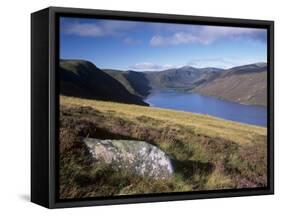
[0,0,279,215]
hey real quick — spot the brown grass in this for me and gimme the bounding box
[59,96,267,199]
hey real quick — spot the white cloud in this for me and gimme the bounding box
[150,26,266,46]
[129,62,174,71]
[186,57,266,69]
[64,23,105,36]
[150,32,202,46]
[62,20,137,37]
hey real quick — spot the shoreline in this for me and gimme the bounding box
[143,89,267,127]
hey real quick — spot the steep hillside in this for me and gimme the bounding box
[125,71,151,97]
[60,60,148,106]
[195,63,267,106]
[104,69,151,98]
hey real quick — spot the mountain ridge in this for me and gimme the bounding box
[61,59,267,107]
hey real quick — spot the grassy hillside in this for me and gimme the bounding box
[60,96,267,199]
[60,60,148,106]
[103,69,139,96]
[195,63,267,106]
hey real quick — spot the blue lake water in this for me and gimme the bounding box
[144,90,267,127]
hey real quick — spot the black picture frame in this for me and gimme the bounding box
[31,6,274,209]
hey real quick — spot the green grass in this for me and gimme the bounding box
[59,96,267,199]
[60,160,192,199]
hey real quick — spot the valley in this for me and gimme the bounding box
[60,59,267,125]
[59,59,268,199]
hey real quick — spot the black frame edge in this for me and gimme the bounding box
[268,21,274,195]
[49,6,274,25]
[31,8,51,208]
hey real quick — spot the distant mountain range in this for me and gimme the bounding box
[103,66,223,97]
[145,66,223,90]
[60,59,267,107]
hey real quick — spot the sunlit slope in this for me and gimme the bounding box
[195,63,267,106]
[61,96,266,146]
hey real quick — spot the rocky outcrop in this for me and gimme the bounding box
[83,138,174,180]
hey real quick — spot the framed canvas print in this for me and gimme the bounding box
[31,6,274,208]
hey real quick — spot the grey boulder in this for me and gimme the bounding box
[83,138,174,180]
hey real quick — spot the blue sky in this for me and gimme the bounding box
[60,17,267,71]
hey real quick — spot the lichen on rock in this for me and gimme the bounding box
[83,138,174,180]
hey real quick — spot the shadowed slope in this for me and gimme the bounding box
[60,60,148,106]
